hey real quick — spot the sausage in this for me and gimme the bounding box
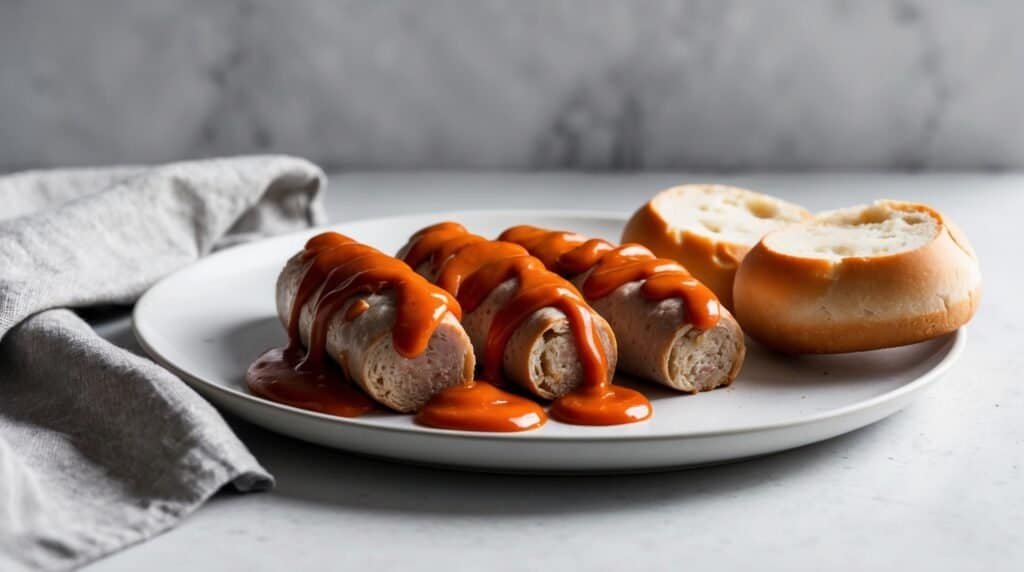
[499,225,745,393]
[397,223,617,400]
[274,233,475,412]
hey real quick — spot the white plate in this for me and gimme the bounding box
[134,211,965,473]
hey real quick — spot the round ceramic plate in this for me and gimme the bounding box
[134,211,965,473]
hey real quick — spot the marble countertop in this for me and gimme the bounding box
[89,172,1022,571]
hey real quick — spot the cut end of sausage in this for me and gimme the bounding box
[461,279,617,401]
[509,308,617,400]
[666,319,745,393]
[362,321,475,413]
[530,321,590,399]
[578,279,744,394]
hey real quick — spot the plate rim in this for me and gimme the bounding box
[133,209,967,443]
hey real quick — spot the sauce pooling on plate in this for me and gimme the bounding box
[416,380,546,432]
[403,222,652,426]
[247,231,544,432]
[499,225,721,330]
[246,346,374,417]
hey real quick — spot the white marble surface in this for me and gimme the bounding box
[3,1,1024,170]
[89,172,1021,571]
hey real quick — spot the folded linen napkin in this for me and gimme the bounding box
[0,156,327,571]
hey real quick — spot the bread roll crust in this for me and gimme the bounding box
[733,200,981,353]
[622,184,812,308]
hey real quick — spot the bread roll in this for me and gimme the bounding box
[733,200,981,353]
[276,251,475,412]
[622,184,812,308]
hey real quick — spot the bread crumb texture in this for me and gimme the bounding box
[653,184,809,245]
[765,201,939,259]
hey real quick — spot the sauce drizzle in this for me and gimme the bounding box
[247,231,461,418]
[249,231,546,432]
[296,232,460,360]
[499,225,721,330]
[416,380,547,432]
[403,222,651,426]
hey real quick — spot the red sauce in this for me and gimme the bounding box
[416,380,547,432]
[246,231,461,418]
[499,225,721,330]
[549,384,651,426]
[295,232,460,360]
[247,346,374,417]
[402,222,651,426]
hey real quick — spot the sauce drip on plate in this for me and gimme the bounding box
[499,225,721,330]
[246,346,374,417]
[416,380,547,432]
[403,222,651,426]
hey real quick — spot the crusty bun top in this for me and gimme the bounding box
[733,200,981,354]
[622,184,811,308]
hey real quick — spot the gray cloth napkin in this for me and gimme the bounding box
[0,156,327,571]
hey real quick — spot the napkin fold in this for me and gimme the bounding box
[0,156,326,570]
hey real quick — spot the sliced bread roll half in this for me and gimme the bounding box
[733,200,981,353]
[622,184,812,308]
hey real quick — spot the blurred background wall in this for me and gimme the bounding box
[1,0,1021,172]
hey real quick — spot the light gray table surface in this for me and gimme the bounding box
[89,172,1022,571]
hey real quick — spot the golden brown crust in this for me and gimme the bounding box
[733,201,981,353]
[738,294,978,354]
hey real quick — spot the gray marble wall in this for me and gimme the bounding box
[1,1,1021,171]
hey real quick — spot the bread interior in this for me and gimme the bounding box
[765,201,939,259]
[653,184,808,245]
